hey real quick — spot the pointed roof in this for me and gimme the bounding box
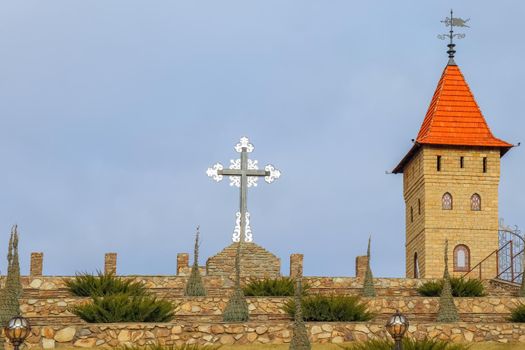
[393,63,512,173]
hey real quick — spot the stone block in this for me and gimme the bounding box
[177,253,189,275]
[30,252,44,276]
[289,253,303,278]
[104,253,117,275]
[355,255,369,279]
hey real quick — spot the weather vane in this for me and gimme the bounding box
[437,9,470,64]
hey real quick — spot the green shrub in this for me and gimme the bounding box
[119,344,220,350]
[243,277,310,297]
[342,338,470,350]
[510,303,525,322]
[417,278,485,297]
[283,295,372,322]
[65,272,147,297]
[71,293,174,323]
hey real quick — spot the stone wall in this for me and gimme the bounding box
[22,322,525,348]
[20,296,523,325]
[205,242,280,280]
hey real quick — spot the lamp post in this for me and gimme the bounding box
[4,316,31,350]
[385,310,408,350]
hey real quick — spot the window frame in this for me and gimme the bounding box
[453,244,471,272]
[442,192,453,210]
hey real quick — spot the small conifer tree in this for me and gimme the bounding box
[184,226,207,296]
[0,226,22,350]
[362,236,376,297]
[289,277,311,350]
[436,239,459,322]
[223,240,249,322]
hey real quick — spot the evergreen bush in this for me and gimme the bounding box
[289,278,311,350]
[223,241,249,322]
[417,278,485,297]
[67,271,174,323]
[243,277,310,297]
[185,226,207,296]
[65,271,148,297]
[509,303,525,322]
[362,236,376,297]
[341,338,470,350]
[71,294,174,323]
[283,295,373,322]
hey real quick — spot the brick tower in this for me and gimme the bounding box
[393,59,513,279]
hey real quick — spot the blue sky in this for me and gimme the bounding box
[0,1,523,277]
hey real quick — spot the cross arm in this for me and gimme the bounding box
[220,169,268,176]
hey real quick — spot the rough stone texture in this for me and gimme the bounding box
[403,146,502,279]
[290,254,304,279]
[18,322,525,348]
[355,256,368,280]
[104,253,117,275]
[30,252,43,277]
[177,253,190,276]
[206,243,280,280]
[19,296,524,325]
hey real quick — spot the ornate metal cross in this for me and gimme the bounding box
[207,137,281,242]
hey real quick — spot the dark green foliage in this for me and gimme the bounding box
[67,272,174,323]
[510,303,525,322]
[362,236,376,297]
[119,343,220,350]
[243,277,310,297]
[185,226,207,296]
[341,338,470,350]
[0,226,23,350]
[417,278,485,297]
[284,295,373,322]
[222,288,249,322]
[65,271,148,297]
[289,278,311,350]
[437,240,459,322]
[71,294,174,323]
[223,242,249,322]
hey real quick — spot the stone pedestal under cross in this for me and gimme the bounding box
[207,136,281,242]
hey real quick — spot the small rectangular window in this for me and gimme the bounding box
[410,207,414,223]
[437,156,442,171]
[460,156,464,168]
[483,157,487,173]
[418,199,421,215]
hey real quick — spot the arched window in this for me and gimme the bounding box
[413,253,420,278]
[453,245,470,272]
[442,192,453,210]
[471,193,481,211]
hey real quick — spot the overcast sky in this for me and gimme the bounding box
[0,1,523,277]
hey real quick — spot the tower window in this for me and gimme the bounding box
[418,199,421,215]
[453,245,470,272]
[471,193,481,211]
[442,192,453,210]
[410,206,414,223]
[483,157,487,173]
[414,252,420,278]
[460,156,464,168]
[437,156,442,171]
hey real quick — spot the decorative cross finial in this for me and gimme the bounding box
[438,9,470,65]
[206,136,281,242]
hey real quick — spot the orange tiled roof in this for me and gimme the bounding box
[416,64,512,148]
[393,63,512,173]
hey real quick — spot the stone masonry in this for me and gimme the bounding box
[177,253,190,276]
[30,252,43,276]
[206,242,280,282]
[355,255,368,280]
[289,253,303,278]
[403,146,501,278]
[104,253,117,275]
